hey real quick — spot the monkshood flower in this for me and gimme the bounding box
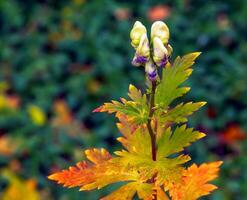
[151,21,170,45]
[130,21,147,49]
[145,60,157,82]
[153,37,168,67]
[132,34,150,66]
[130,21,172,68]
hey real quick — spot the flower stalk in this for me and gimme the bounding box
[147,80,157,162]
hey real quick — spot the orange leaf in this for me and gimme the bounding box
[48,148,138,191]
[168,161,223,200]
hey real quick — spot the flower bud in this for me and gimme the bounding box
[132,34,150,66]
[145,60,157,81]
[130,21,147,48]
[151,21,170,44]
[167,44,173,56]
[153,37,168,67]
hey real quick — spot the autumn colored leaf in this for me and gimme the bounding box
[53,100,73,125]
[49,118,196,198]
[0,136,19,156]
[167,161,223,200]
[1,170,40,200]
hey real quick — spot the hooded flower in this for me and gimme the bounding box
[151,21,170,44]
[132,34,150,66]
[130,21,172,69]
[145,60,157,81]
[130,21,147,49]
[153,37,168,67]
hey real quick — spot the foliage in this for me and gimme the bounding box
[0,0,247,199]
[0,170,40,200]
[49,21,222,199]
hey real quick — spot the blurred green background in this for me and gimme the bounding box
[0,0,247,199]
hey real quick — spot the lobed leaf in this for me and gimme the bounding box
[103,114,152,158]
[168,161,223,200]
[157,125,205,159]
[155,52,201,109]
[93,84,149,124]
[159,102,206,124]
[101,182,160,200]
[48,148,139,191]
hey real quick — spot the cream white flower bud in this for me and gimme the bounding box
[130,21,147,48]
[153,37,168,67]
[151,21,170,44]
[167,44,173,56]
[132,34,150,66]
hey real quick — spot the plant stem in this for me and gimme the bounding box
[147,81,157,161]
[147,80,157,200]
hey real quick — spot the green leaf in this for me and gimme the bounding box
[155,52,201,108]
[157,125,205,159]
[159,101,206,124]
[93,84,149,124]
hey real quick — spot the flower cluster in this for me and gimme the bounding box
[130,21,173,81]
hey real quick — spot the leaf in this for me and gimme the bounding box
[116,115,151,157]
[155,52,201,108]
[157,125,205,159]
[48,148,139,191]
[1,170,40,200]
[27,105,47,126]
[48,148,157,199]
[100,182,137,200]
[155,155,191,186]
[156,187,170,200]
[49,115,220,200]
[94,84,149,124]
[168,161,223,200]
[101,182,153,200]
[159,102,206,124]
[49,120,192,199]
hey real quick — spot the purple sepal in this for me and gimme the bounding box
[148,70,157,81]
[132,54,148,66]
[160,55,168,67]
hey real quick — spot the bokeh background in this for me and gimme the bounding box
[0,0,247,199]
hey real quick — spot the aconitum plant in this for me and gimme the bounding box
[49,21,222,200]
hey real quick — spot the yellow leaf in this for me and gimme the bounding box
[28,105,46,126]
[1,170,40,200]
